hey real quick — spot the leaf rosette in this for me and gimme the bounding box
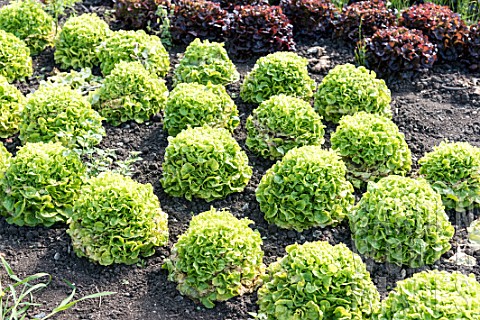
[399,3,469,62]
[19,85,105,149]
[114,0,170,30]
[257,241,380,320]
[419,141,480,211]
[90,61,168,126]
[246,95,325,160]
[54,13,110,69]
[164,207,265,308]
[256,146,354,231]
[240,52,316,104]
[468,218,480,250]
[173,38,239,86]
[374,270,480,319]
[0,142,85,227]
[330,111,412,189]
[164,82,239,136]
[0,30,33,83]
[170,0,227,45]
[363,26,437,80]
[0,0,54,55]
[96,29,170,77]
[225,4,295,59]
[314,63,391,123]
[68,171,169,266]
[466,21,480,64]
[349,175,454,267]
[161,125,252,201]
[280,0,339,37]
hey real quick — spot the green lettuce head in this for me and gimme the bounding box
[55,13,110,69]
[257,241,380,320]
[163,82,239,136]
[256,146,354,231]
[0,75,25,138]
[349,175,454,267]
[90,61,168,126]
[173,38,239,86]
[246,94,325,160]
[314,63,391,123]
[0,30,33,82]
[0,142,85,227]
[374,270,480,319]
[68,171,169,266]
[164,207,265,308]
[331,111,412,189]
[161,125,252,202]
[419,141,480,211]
[19,84,105,149]
[97,29,170,77]
[241,52,316,104]
[0,0,54,55]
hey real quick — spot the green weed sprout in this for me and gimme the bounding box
[0,256,115,320]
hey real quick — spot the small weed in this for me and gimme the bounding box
[80,147,143,177]
[153,4,173,48]
[387,0,412,14]
[40,0,80,34]
[0,256,115,320]
[354,22,367,67]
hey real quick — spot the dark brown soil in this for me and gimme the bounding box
[0,1,479,319]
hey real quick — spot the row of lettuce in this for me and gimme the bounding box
[113,0,480,78]
[0,1,479,318]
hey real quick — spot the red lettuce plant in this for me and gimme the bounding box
[399,3,469,62]
[334,0,397,43]
[280,0,339,37]
[363,26,437,79]
[225,5,295,59]
[113,0,170,30]
[170,0,227,45]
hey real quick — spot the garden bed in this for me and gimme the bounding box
[0,0,479,319]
